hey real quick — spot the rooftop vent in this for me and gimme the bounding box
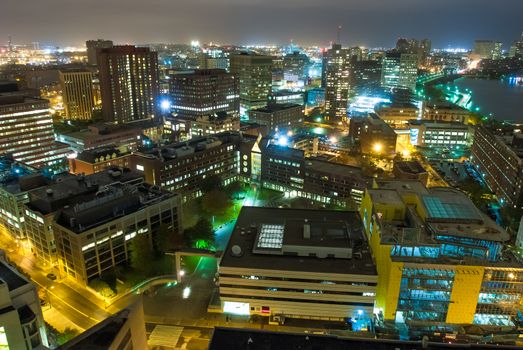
[231,245,243,257]
[46,189,53,196]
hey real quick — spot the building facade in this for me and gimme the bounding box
[0,94,70,171]
[59,70,95,120]
[23,170,144,266]
[375,103,419,129]
[218,207,377,322]
[130,132,251,202]
[409,120,472,148]
[471,125,523,208]
[360,180,523,327]
[248,103,303,133]
[0,256,48,349]
[86,39,113,66]
[381,52,418,92]
[52,182,180,286]
[359,114,398,156]
[169,69,239,120]
[423,102,471,124]
[230,53,272,119]
[97,46,159,124]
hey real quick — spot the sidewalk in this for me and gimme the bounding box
[43,307,83,332]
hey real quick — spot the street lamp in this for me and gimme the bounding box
[373,143,383,153]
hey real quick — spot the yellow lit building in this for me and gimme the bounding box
[359,180,523,326]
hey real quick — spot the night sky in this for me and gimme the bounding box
[2,0,522,48]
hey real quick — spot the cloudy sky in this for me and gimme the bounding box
[1,0,522,48]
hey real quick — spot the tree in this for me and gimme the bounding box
[89,278,115,298]
[154,223,186,254]
[129,234,154,275]
[184,218,215,249]
[199,174,223,193]
[201,190,229,214]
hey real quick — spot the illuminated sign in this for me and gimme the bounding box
[223,301,250,315]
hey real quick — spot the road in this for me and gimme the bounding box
[0,231,110,331]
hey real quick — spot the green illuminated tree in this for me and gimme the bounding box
[184,218,215,249]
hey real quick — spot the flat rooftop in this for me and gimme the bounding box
[209,327,523,350]
[76,147,127,163]
[0,259,28,291]
[251,103,302,113]
[409,120,469,129]
[394,160,427,175]
[57,308,130,350]
[27,168,143,215]
[55,182,174,233]
[306,158,365,178]
[136,131,243,161]
[220,207,377,276]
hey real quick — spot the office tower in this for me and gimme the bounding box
[59,70,95,120]
[351,60,382,92]
[323,43,351,122]
[0,255,49,349]
[474,40,503,60]
[248,103,303,132]
[218,207,377,322]
[97,46,159,124]
[229,53,272,119]
[168,68,239,134]
[0,93,70,170]
[168,69,239,138]
[85,39,113,66]
[282,51,309,83]
[360,180,523,326]
[381,52,418,92]
[419,39,432,66]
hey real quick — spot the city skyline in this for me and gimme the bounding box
[2,0,523,48]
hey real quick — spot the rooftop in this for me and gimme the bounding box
[55,182,174,233]
[306,158,365,178]
[394,160,427,175]
[220,207,377,276]
[76,147,127,164]
[27,168,143,215]
[250,103,302,114]
[57,308,130,350]
[0,258,28,292]
[409,120,469,129]
[369,181,515,266]
[208,327,523,350]
[136,132,244,161]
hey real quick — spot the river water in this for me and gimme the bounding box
[444,77,523,123]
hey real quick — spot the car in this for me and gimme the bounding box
[46,273,57,281]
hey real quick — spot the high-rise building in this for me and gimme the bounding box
[323,43,351,122]
[473,40,503,60]
[169,69,239,120]
[85,39,113,66]
[360,180,523,326]
[381,52,418,92]
[229,53,272,119]
[0,255,49,349]
[97,46,159,124]
[282,52,309,83]
[59,70,95,120]
[0,93,70,170]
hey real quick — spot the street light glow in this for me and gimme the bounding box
[373,143,383,153]
[183,287,191,299]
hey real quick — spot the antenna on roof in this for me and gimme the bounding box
[336,25,342,44]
